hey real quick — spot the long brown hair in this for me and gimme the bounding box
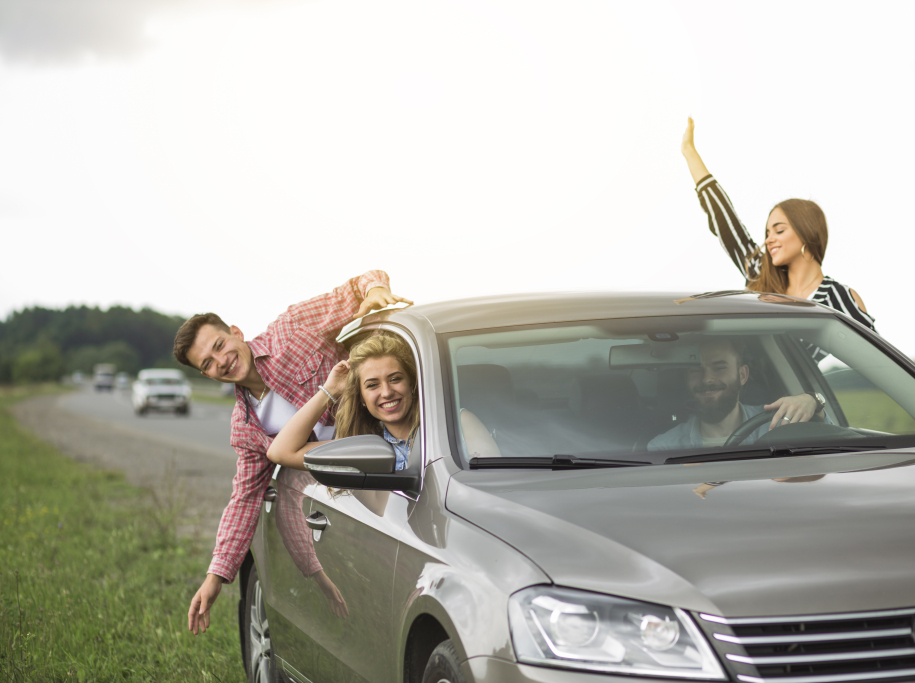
[334,333,420,442]
[746,198,829,294]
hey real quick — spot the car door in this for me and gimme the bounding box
[262,465,347,682]
[301,472,414,683]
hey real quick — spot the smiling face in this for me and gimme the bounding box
[686,340,749,425]
[186,323,254,384]
[765,207,805,267]
[358,355,414,439]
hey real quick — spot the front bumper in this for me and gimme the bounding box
[463,657,706,683]
[144,395,189,409]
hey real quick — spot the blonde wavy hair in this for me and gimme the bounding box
[334,333,420,445]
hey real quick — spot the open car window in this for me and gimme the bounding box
[443,315,915,466]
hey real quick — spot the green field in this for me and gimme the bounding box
[834,389,915,434]
[190,394,237,407]
[0,386,243,682]
[188,379,237,407]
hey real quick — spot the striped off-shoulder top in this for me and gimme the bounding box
[695,174,876,332]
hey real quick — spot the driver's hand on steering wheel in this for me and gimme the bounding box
[764,394,819,431]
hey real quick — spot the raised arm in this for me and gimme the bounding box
[681,118,762,282]
[286,270,412,345]
[267,360,350,469]
[681,117,711,185]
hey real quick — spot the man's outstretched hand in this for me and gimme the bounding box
[354,287,413,320]
[313,569,349,619]
[188,573,224,635]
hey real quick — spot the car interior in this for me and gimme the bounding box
[449,317,915,461]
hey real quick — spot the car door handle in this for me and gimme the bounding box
[305,512,329,531]
[306,511,330,542]
[264,487,277,502]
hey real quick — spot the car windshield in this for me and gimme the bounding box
[443,314,915,466]
[145,378,184,386]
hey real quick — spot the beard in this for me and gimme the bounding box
[692,381,740,425]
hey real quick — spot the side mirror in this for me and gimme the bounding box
[303,435,420,497]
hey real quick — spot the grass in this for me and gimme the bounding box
[0,385,243,682]
[188,379,236,407]
[190,395,236,407]
[835,389,915,434]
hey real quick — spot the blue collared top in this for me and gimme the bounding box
[382,425,411,471]
[646,403,832,451]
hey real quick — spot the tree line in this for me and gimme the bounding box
[0,305,191,384]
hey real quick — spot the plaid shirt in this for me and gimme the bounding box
[275,470,322,579]
[209,270,390,582]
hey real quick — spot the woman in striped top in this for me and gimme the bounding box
[680,118,876,332]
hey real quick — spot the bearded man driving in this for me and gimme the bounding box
[648,338,826,450]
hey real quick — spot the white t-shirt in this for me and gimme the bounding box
[249,389,336,441]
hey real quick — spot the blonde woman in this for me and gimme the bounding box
[268,334,420,470]
[680,118,875,332]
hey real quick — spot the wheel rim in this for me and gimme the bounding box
[248,579,274,682]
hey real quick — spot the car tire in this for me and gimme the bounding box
[176,406,189,416]
[243,565,279,683]
[422,640,466,683]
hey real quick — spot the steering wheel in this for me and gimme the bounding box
[724,411,773,447]
[724,411,862,448]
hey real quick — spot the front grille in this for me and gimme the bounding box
[699,608,915,683]
[152,394,177,400]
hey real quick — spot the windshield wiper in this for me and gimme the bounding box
[665,444,886,465]
[469,454,650,470]
[769,445,886,456]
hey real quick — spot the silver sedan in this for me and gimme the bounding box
[240,291,915,683]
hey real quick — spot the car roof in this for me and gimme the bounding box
[137,369,187,380]
[375,290,838,334]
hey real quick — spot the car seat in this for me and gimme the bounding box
[455,364,548,457]
[567,374,644,450]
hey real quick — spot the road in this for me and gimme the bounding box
[59,385,237,458]
[11,386,242,542]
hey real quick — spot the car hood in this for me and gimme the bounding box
[446,450,915,617]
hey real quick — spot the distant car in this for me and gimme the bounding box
[115,372,131,390]
[72,371,85,385]
[132,369,191,416]
[241,291,915,683]
[93,363,116,391]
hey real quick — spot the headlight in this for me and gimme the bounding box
[509,586,725,679]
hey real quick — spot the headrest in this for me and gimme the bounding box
[456,364,514,403]
[568,374,639,417]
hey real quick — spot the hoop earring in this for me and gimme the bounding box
[801,244,814,262]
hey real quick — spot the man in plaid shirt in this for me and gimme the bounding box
[172,270,409,634]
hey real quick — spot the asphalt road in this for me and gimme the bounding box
[12,386,241,542]
[59,385,237,459]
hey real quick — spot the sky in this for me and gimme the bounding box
[2,0,913,352]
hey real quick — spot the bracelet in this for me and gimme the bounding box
[318,385,337,404]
